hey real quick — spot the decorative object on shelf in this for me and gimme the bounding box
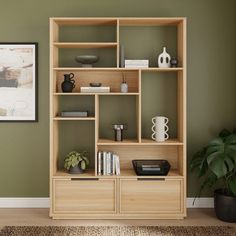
[190,129,236,223]
[158,47,171,68]
[120,44,125,68]
[132,160,171,176]
[0,43,38,122]
[75,55,99,67]
[60,111,88,117]
[112,124,127,141]
[64,150,89,174]
[151,116,169,142]
[120,73,128,93]
[80,86,110,93]
[61,73,75,92]
[170,57,178,67]
[89,82,102,87]
[125,59,149,68]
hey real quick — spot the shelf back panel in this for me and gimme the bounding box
[141,72,177,139]
[119,26,177,67]
[57,121,95,171]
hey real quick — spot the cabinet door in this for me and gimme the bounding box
[53,178,116,214]
[120,178,183,214]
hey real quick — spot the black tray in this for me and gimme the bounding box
[132,159,171,176]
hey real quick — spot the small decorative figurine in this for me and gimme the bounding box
[170,57,178,67]
[120,73,128,93]
[158,47,171,68]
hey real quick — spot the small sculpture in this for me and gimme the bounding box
[158,47,171,68]
[170,57,178,67]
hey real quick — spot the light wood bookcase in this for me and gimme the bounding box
[49,17,186,219]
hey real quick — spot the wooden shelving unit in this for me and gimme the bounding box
[50,17,186,219]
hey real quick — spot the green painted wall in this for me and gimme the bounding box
[0,0,235,197]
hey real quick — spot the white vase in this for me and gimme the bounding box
[120,82,128,93]
[158,47,171,68]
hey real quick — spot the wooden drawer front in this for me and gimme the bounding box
[120,179,182,214]
[53,179,116,213]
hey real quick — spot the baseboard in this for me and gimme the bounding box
[0,198,213,208]
[187,198,214,208]
[0,198,50,208]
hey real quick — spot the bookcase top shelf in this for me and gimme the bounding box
[51,17,186,26]
[53,42,117,49]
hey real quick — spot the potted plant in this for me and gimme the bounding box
[64,151,89,174]
[190,129,236,222]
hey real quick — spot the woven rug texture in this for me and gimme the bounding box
[0,226,235,236]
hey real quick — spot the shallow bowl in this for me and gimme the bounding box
[75,55,99,67]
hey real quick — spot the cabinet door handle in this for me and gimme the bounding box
[137,178,165,181]
[71,178,99,181]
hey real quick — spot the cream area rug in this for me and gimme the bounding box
[0,226,235,236]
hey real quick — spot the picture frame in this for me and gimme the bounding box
[0,42,38,122]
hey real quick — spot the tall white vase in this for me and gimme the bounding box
[158,47,171,68]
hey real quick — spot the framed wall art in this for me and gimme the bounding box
[0,43,38,122]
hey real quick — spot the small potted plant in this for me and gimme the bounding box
[64,151,89,174]
[190,129,236,222]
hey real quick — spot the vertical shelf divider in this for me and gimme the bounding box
[138,69,142,143]
[116,19,120,68]
[95,94,99,176]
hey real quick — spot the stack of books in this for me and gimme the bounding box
[97,151,120,175]
[125,60,149,68]
[80,87,110,93]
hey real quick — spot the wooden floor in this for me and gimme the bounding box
[0,209,235,227]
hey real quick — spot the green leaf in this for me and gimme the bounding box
[209,137,223,146]
[226,134,236,144]
[80,160,86,170]
[193,174,217,203]
[190,148,206,170]
[224,156,234,172]
[198,159,208,177]
[205,146,222,156]
[208,156,227,178]
[227,145,236,152]
[207,151,222,165]
[229,178,236,196]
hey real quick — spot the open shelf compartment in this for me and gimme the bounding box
[56,70,139,93]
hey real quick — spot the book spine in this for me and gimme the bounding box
[114,154,120,175]
[103,151,107,175]
[107,152,111,175]
[97,151,101,175]
[112,153,115,175]
[116,155,120,175]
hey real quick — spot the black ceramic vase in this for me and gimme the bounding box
[170,57,178,67]
[61,73,75,92]
[214,189,236,222]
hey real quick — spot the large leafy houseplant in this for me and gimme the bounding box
[190,129,236,222]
